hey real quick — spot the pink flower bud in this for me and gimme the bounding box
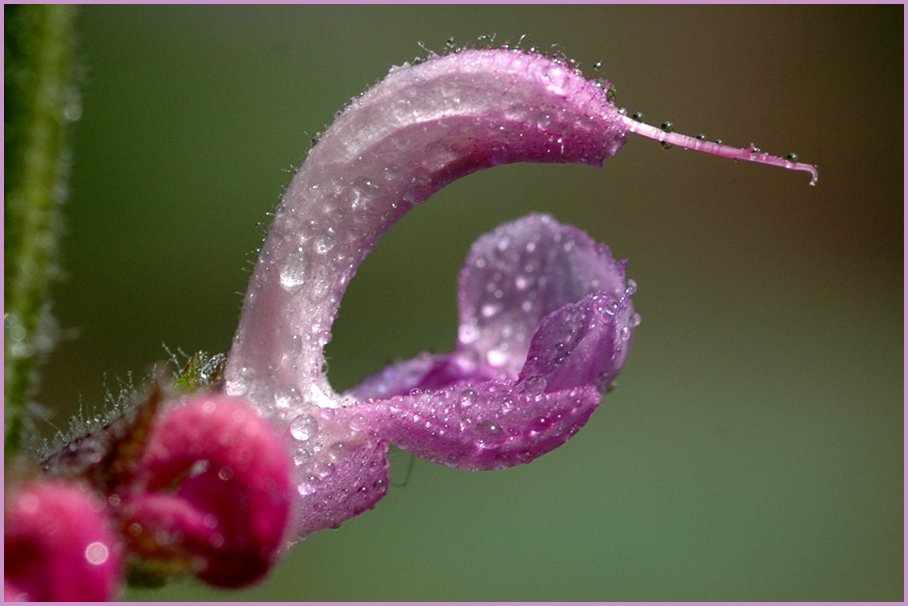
[4,480,121,601]
[120,394,292,588]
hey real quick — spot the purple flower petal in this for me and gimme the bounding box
[350,381,601,471]
[286,408,390,539]
[520,291,637,393]
[349,214,632,400]
[457,213,629,376]
[4,480,122,602]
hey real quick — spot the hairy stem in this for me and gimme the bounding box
[4,5,78,460]
[621,114,818,185]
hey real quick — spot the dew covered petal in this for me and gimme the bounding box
[226,49,628,414]
[520,290,637,393]
[349,380,600,471]
[458,213,629,375]
[223,48,636,543]
[284,407,390,540]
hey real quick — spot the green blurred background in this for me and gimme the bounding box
[31,5,902,601]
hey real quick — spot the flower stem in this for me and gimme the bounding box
[4,5,78,461]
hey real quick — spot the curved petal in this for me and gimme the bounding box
[226,49,628,415]
[458,213,629,376]
[346,352,495,401]
[343,290,636,472]
[345,214,632,401]
[520,291,637,393]
[349,381,600,471]
[286,408,390,540]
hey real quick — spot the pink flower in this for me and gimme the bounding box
[223,49,653,540]
[225,48,813,541]
[4,480,122,601]
[119,394,293,588]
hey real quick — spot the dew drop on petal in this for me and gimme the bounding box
[293,448,311,465]
[290,414,319,441]
[348,414,367,432]
[481,303,500,318]
[521,375,547,395]
[84,541,109,566]
[279,247,308,290]
[487,347,509,367]
[460,388,477,408]
[459,322,479,344]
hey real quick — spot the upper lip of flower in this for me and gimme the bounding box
[221,48,639,540]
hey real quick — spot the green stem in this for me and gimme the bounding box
[4,5,77,461]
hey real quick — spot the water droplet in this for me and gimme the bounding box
[84,542,109,566]
[515,275,530,290]
[290,414,319,441]
[460,389,477,408]
[63,92,82,122]
[487,347,509,367]
[293,448,311,465]
[530,416,553,432]
[478,421,501,434]
[786,152,799,161]
[625,279,637,296]
[631,312,642,328]
[279,248,307,290]
[217,467,234,481]
[328,442,345,461]
[481,303,500,318]
[520,376,547,395]
[274,387,298,410]
[349,413,367,432]
[631,112,644,122]
[189,459,209,477]
[315,235,335,255]
[459,322,479,344]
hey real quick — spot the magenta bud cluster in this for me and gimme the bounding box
[5,395,293,601]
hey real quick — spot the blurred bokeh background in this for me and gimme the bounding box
[29,5,902,601]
